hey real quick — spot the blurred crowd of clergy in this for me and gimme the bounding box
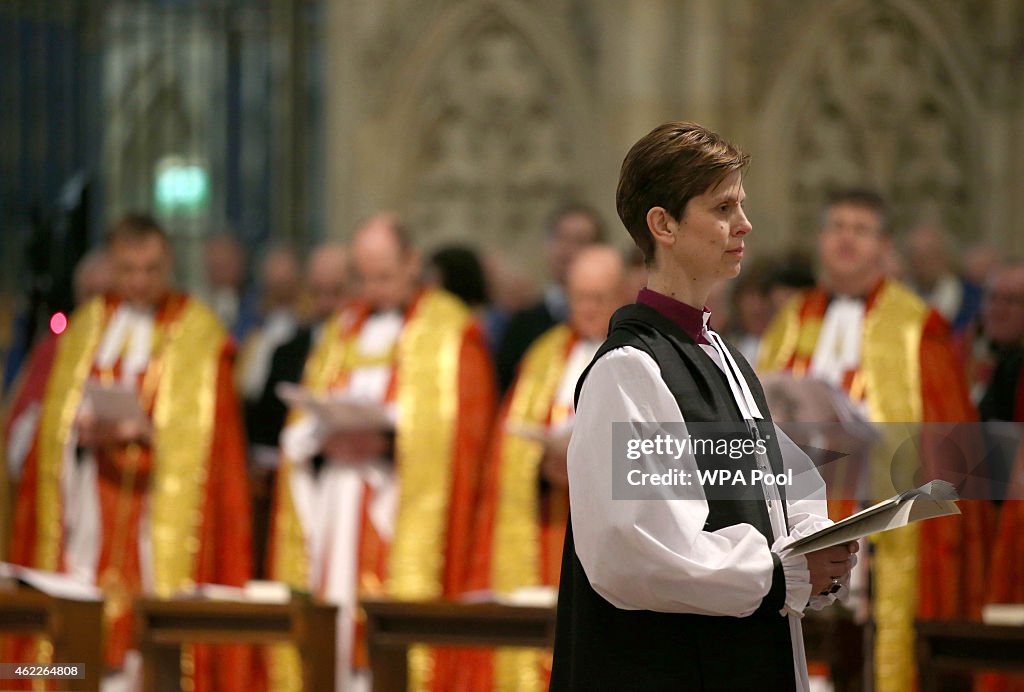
[1,190,1023,691]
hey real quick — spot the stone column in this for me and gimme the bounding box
[681,0,723,128]
[322,0,358,239]
[613,0,675,142]
[989,0,1024,254]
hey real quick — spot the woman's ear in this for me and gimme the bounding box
[646,207,676,248]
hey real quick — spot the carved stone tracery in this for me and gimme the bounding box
[406,16,578,256]
[790,5,974,239]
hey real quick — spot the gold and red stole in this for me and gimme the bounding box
[268,289,475,692]
[481,323,576,692]
[980,450,1024,692]
[0,442,7,563]
[759,282,920,522]
[13,294,226,666]
[760,279,989,692]
[491,323,576,594]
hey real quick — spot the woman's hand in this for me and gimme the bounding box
[805,541,858,594]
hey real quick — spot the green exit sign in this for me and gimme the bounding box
[154,157,210,216]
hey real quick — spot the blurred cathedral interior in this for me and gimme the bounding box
[2,1,1024,691]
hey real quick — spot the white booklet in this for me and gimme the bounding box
[180,580,294,604]
[785,480,961,557]
[82,380,144,423]
[505,421,574,449]
[0,562,102,601]
[275,382,392,432]
[981,604,1024,626]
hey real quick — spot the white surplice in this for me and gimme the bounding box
[279,310,403,692]
[60,304,156,692]
[809,296,865,390]
[65,303,157,588]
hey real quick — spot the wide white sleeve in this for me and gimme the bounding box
[776,426,833,539]
[568,347,784,617]
[773,426,853,611]
[280,414,325,462]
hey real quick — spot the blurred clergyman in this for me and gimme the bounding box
[247,242,350,460]
[236,246,302,407]
[454,245,626,690]
[496,203,604,391]
[2,250,113,562]
[246,241,349,578]
[203,231,257,341]
[759,189,992,692]
[973,262,1024,418]
[8,214,253,691]
[266,214,495,691]
[904,223,983,339]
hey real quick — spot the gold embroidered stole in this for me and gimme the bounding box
[758,294,804,374]
[492,324,573,593]
[759,281,929,692]
[33,296,222,593]
[269,290,470,691]
[148,300,223,595]
[388,290,468,599]
[34,298,107,570]
[860,282,927,692]
[390,291,470,691]
[267,314,347,692]
[493,324,573,692]
[269,315,348,592]
[757,292,825,377]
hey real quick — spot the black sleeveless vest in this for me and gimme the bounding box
[549,304,797,691]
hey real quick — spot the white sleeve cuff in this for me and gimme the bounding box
[772,534,812,618]
[280,415,325,461]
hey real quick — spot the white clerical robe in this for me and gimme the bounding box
[66,304,156,588]
[568,318,848,692]
[64,304,156,692]
[280,310,403,692]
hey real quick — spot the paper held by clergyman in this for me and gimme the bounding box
[82,380,144,423]
[275,382,391,432]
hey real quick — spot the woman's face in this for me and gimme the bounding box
[664,171,752,286]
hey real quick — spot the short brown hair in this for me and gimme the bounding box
[823,188,889,233]
[616,121,750,266]
[105,212,169,247]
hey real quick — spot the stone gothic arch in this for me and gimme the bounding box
[360,0,603,264]
[104,55,196,220]
[754,0,985,247]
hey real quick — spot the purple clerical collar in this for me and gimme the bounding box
[636,288,711,345]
